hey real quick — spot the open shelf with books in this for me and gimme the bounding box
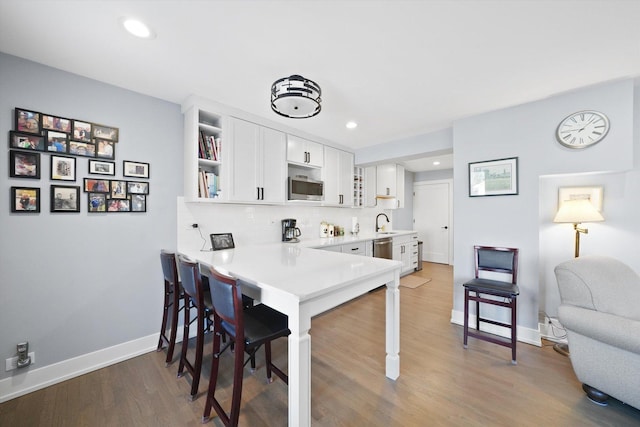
[183,103,225,202]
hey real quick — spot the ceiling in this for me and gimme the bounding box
[2,1,640,172]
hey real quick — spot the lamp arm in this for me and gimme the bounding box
[573,223,588,258]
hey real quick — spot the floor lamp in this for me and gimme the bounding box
[552,198,604,356]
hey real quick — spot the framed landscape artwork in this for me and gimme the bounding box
[468,157,519,197]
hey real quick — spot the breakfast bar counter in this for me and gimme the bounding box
[180,244,402,427]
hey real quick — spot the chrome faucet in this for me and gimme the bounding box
[376,213,390,232]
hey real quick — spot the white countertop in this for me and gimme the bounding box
[295,229,417,249]
[181,243,402,303]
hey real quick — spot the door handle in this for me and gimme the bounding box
[442,226,448,229]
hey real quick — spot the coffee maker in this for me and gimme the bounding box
[282,218,302,242]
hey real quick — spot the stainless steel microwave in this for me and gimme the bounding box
[288,176,324,201]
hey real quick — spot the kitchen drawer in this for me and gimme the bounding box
[320,245,342,253]
[342,242,366,256]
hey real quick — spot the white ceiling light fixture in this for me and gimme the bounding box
[121,17,155,39]
[346,121,358,129]
[271,75,321,119]
[433,161,441,166]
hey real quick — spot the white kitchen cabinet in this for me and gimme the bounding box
[341,241,366,256]
[364,166,377,207]
[227,117,286,203]
[376,163,405,209]
[323,146,354,206]
[392,233,419,275]
[287,134,323,168]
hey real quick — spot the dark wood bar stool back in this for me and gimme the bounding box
[158,250,185,366]
[176,254,214,401]
[463,245,520,364]
[202,266,290,427]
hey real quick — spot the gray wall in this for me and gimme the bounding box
[0,53,182,381]
[392,169,414,230]
[452,78,636,332]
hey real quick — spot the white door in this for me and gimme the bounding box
[413,180,452,264]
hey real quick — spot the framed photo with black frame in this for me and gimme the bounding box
[10,131,45,151]
[123,160,150,179]
[72,120,92,142]
[88,159,115,176]
[46,130,69,153]
[69,141,96,157]
[95,139,115,160]
[83,178,110,193]
[107,198,130,212]
[9,150,40,179]
[130,194,146,212]
[50,155,76,181]
[15,108,41,134]
[468,157,519,197]
[11,186,40,213]
[127,181,149,195]
[110,180,127,199]
[51,185,80,212]
[41,114,72,133]
[88,193,107,212]
[92,124,119,142]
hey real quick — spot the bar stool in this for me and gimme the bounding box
[176,254,214,400]
[158,250,185,365]
[463,245,519,364]
[202,266,290,426]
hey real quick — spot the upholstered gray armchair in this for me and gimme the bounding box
[554,255,640,410]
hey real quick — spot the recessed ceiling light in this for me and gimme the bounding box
[121,18,155,39]
[346,121,358,129]
[433,161,441,166]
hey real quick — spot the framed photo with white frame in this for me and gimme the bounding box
[123,160,149,179]
[558,186,603,211]
[50,155,76,181]
[88,159,115,176]
[468,157,518,197]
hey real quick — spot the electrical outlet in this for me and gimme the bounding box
[5,352,35,371]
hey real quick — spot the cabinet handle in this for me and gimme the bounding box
[257,187,260,200]
[352,247,359,251]
[386,187,390,196]
[397,199,400,208]
[260,187,264,200]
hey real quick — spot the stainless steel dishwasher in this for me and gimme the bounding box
[373,237,393,259]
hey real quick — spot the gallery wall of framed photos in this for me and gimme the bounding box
[9,107,150,214]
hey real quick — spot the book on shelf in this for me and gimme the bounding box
[198,132,222,162]
[198,170,220,198]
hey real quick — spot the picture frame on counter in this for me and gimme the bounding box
[11,186,40,213]
[88,159,115,176]
[10,131,45,152]
[50,155,76,181]
[468,157,519,197]
[51,185,80,213]
[88,193,107,212]
[42,114,72,133]
[123,160,149,179]
[210,233,235,251]
[15,108,41,134]
[9,150,40,179]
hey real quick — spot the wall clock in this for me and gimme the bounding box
[556,110,609,149]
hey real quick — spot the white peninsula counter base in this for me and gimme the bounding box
[180,244,402,427]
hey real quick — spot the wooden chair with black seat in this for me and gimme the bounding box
[158,250,185,366]
[463,245,519,364]
[201,266,290,427]
[176,254,215,401]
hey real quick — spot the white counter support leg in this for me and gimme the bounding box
[385,273,400,380]
[288,310,312,427]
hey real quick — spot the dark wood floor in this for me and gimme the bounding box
[2,262,639,426]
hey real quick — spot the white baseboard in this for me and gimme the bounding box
[450,309,542,347]
[0,333,160,403]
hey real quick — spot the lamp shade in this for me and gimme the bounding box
[271,75,321,119]
[553,199,604,223]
